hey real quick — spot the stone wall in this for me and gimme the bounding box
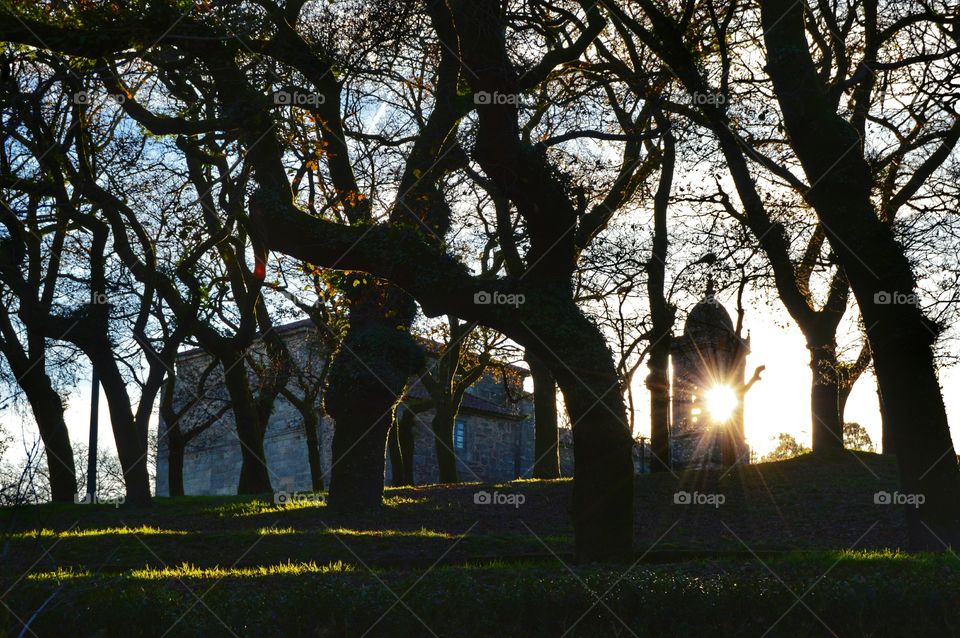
[156,324,533,495]
[387,408,535,485]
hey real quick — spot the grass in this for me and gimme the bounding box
[0,452,953,636]
[11,525,189,539]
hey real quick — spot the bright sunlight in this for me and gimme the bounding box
[705,385,738,422]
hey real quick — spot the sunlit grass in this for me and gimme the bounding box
[131,560,353,579]
[26,567,92,581]
[208,493,426,516]
[208,496,326,518]
[257,526,298,536]
[383,495,427,507]
[12,525,188,539]
[323,527,456,539]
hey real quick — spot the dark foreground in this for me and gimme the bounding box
[1,453,956,636]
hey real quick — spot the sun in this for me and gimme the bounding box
[705,385,738,422]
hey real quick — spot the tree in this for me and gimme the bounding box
[0,0,845,562]
[158,359,230,497]
[760,433,811,462]
[760,0,960,548]
[598,0,868,455]
[0,253,77,503]
[843,422,876,454]
[526,351,560,478]
[596,0,960,548]
[420,317,495,483]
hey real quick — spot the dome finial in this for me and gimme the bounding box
[705,276,715,299]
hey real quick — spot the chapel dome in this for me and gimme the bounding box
[683,282,734,339]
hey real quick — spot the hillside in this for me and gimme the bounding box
[2,453,953,637]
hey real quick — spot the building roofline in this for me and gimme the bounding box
[176,318,530,375]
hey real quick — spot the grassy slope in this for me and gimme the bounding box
[1,452,954,637]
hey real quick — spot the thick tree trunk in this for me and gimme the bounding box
[809,343,844,452]
[870,316,957,546]
[763,0,960,548]
[220,353,273,494]
[20,370,76,502]
[527,352,560,479]
[532,305,634,563]
[431,402,458,483]
[325,283,422,511]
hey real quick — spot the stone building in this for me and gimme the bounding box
[670,283,751,469]
[155,320,534,496]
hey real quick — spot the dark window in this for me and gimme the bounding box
[454,420,466,450]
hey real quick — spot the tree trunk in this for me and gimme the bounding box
[87,348,151,506]
[431,402,458,483]
[870,316,957,547]
[324,283,422,511]
[167,432,185,498]
[0,321,77,502]
[303,407,324,492]
[20,370,76,502]
[220,352,273,494]
[527,352,560,479]
[875,377,893,454]
[646,108,675,473]
[646,347,672,472]
[809,342,844,452]
[388,411,405,486]
[397,407,416,485]
[532,306,634,563]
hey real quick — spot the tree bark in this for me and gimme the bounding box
[324,284,422,511]
[530,304,634,563]
[3,348,77,502]
[876,378,893,454]
[303,407,324,492]
[431,401,458,483]
[84,346,151,506]
[647,109,676,473]
[25,379,76,502]
[167,432,185,498]
[809,342,844,452]
[527,352,560,478]
[388,411,405,487]
[220,351,273,494]
[397,407,417,485]
[388,407,418,486]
